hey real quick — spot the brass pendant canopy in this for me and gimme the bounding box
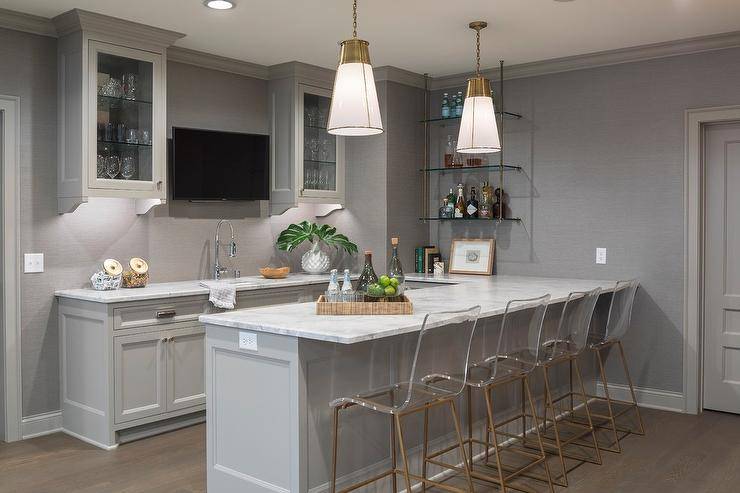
[465,75,491,98]
[338,38,371,65]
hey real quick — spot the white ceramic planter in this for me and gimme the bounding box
[301,243,330,274]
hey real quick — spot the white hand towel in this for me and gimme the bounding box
[199,281,236,310]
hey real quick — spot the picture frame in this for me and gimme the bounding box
[449,238,495,275]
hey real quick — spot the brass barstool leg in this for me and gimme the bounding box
[467,385,474,465]
[595,346,622,453]
[422,407,429,493]
[524,377,555,493]
[617,340,646,435]
[484,386,507,492]
[573,357,602,465]
[449,399,476,493]
[394,413,414,493]
[331,406,340,493]
[542,364,568,487]
[521,378,527,443]
[390,413,398,493]
[569,359,574,413]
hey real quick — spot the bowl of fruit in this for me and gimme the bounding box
[366,275,403,300]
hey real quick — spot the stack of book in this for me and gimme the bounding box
[414,245,441,274]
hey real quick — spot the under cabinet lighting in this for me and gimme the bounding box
[204,0,235,10]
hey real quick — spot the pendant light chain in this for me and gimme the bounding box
[352,0,358,38]
[475,27,481,76]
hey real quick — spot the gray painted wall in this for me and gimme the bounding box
[3,27,425,417]
[430,47,740,393]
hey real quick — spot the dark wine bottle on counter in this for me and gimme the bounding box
[466,187,479,218]
[357,251,378,293]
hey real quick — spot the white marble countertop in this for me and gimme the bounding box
[54,273,348,303]
[200,274,618,344]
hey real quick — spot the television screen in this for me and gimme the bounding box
[171,127,269,201]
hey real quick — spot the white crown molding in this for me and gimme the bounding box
[53,9,184,47]
[168,46,269,79]
[373,66,427,89]
[431,29,740,90]
[0,7,56,38]
[268,61,336,86]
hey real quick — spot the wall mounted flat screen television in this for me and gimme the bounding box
[171,127,269,201]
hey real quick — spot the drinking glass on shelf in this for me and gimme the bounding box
[306,106,319,127]
[318,107,329,128]
[97,145,110,178]
[120,151,137,179]
[308,137,320,161]
[126,128,138,144]
[105,153,121,179]
[139,129,151,145]
[123,73,138,100]
[319,168,329,190]
[104,122,114,142]
[116,123,126,142]
[319,138,331,162]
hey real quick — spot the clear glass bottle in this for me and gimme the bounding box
[388,237,405,295]
[439,198,454,219]
[444,135,455,168]
[455,91,464,117]
[454,183,466,218]
[356,251,378,294]
[341,269,354,302]
[479,181,493,219]
[441,93,450,118]
[327,268,340,302]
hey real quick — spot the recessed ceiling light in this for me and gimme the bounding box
[204,0,235,10]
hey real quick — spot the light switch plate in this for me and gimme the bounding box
[595,248,607,265]
[238,331,258,351]
[24,253,44,273]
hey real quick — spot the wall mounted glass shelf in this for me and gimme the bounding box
[421,164,522,173]
[419,217,521,222]
[97,95,153,110]
[304,159,336,165]
[98,139,152,148]
[420,111,522,124]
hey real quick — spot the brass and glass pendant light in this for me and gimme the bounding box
[327,0,383,136]
[456,21,501,153]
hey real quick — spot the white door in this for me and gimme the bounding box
[0,112,4,442]
[704,122,740,413]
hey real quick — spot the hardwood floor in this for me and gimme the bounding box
[1,408,739,492]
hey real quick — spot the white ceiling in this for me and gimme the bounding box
[5,0,740,76]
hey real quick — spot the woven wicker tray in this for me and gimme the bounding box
[316,295,413,315]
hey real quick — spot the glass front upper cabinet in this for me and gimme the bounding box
[298,85,344,201]
[88,41,164,193]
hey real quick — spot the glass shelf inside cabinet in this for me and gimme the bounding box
[420,111,522,124]
[421,164,522,173]
[419,217,521,222]
[303,92,337,193]
[98,139,152,148]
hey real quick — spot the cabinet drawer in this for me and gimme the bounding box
[114,299,209,330]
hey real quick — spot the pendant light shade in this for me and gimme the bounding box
[327,0,383,136]
[457,22,501,154]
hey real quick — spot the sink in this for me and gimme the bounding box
[223,278,260,285]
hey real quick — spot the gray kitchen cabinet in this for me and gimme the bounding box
[166,325,206,412]
[268,63,346,215]
[114,330,167,424]
[58,282,327,449]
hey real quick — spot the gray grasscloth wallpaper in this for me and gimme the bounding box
[5,27,425,417]
[429,47,740,393]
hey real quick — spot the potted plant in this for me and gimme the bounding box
[276,221,358,274]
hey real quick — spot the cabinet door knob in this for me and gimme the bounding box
[168,336,175,342]
[160,337,167,342]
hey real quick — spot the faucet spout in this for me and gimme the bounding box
[214,219,237,280]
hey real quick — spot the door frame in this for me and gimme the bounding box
[684,105,740,414]
[1,94,22,441]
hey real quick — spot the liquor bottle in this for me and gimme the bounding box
[455,91,464,117]
[439,198,454,219]
[341,269,354,301]
[388,237,405,295]
[467,187,480,218]
[454,183,466,218]
[479,181,493,219]
[327,269,340,301]
[444,135,455,168]
[441,93,450,118]
[446,187,456,205]
[492,187,505,219]
[356,251,378,293]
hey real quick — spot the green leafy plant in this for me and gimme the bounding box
[276,221,358,255]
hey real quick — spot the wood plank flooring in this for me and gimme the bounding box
[1,408,739,492]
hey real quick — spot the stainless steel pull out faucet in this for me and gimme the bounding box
[214,219,237,280]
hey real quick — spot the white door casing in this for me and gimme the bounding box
[703,122,740,413]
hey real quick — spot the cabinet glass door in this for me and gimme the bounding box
[92,43,158,190]
[302,92,337,194]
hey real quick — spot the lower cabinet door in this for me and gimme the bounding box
[166,325,206,412]
[114,331,167,424]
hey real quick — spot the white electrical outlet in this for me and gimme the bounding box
[24,253,44,273]
[595,248,607,265]
[238,331,258,351]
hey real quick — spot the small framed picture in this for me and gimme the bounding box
[449,239,495,275]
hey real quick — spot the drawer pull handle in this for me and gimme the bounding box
[156,310,177,319]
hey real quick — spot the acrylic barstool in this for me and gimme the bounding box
[428,294,555,493]
[581,280,645,453]
[329,306,481,493]
[519,288,603,488]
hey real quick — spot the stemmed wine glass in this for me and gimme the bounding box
[120,150,137,180]
[105,153,121,179]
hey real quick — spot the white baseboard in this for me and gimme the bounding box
[21,411,62,439]
[596,382,685,413]
[62,428,119,451]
